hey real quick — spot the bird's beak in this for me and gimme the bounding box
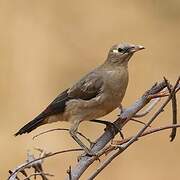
[130,45,145,53]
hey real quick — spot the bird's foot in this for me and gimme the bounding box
[76,131,95,148]
[118,104,126,115]
[77,149,100,162]
[89,141,96,149]
[84,148,98,158]
[109,122,124,139]
[90,119,124,139]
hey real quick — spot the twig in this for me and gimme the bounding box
[87,77,179,179]
[9,150,47,180]
[106,124,180,153]
[67,80,168,179]
[170,92,177,141]
[33,128,93,145]
[130,118,151,127]
[134,98,160,117]
[175,83,180,93]
[67,166,72,180]
[8,148,83,180]
[10,78,179,180]
[163,77,178,141]
[24,173,54,180]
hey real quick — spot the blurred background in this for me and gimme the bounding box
[0,0,180,179]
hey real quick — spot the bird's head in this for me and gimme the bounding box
[107,43,145,66]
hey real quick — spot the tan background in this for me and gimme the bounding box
[0,0,180,179]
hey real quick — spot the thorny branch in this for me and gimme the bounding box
[8,77,179,180]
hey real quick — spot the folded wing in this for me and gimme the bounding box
[15,71,104,135]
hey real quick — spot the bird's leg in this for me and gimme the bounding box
[118,104,126,114]
[90,119,124,139]
[33,128,94,147]
[76,131,95,148]
[69,120,94,156]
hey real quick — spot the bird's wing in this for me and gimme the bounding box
[15,73,104,136]
[41,89,70,116]
[68,71,104,100]
[15,89,70,135]
[15,71,104,135]
[35,71,104,119]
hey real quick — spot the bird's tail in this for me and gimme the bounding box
[15,116,45,136]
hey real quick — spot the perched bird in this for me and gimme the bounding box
[15,43,144,155]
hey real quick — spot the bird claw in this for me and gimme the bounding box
[118,104,126,115]
[77,150,100,162]
[105,122,124,139]
[90,141,96,149]
[90,119,124,139]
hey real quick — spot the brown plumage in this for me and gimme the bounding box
[15,43,144,155]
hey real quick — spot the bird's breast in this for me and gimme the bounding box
[101,68,128,106]
[104,67,129,97]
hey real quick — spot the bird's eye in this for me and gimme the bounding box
[118,48,124,53]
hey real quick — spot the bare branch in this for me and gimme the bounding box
[24,173,54,180]
[10,77,179,180]
[130,118,151,126]
[163,77,178,141]
[107,124,180,154]
[8,149,49,180]
[66,80,168,179]
[87,77,179,179]
[8,148,83,180]
[170,91,177,141]
[88,80,178,180]
[133,97,160,117]
[67,78,179,180]
[67,166,72,180]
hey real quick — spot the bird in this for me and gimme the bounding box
[15,43,144,155]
